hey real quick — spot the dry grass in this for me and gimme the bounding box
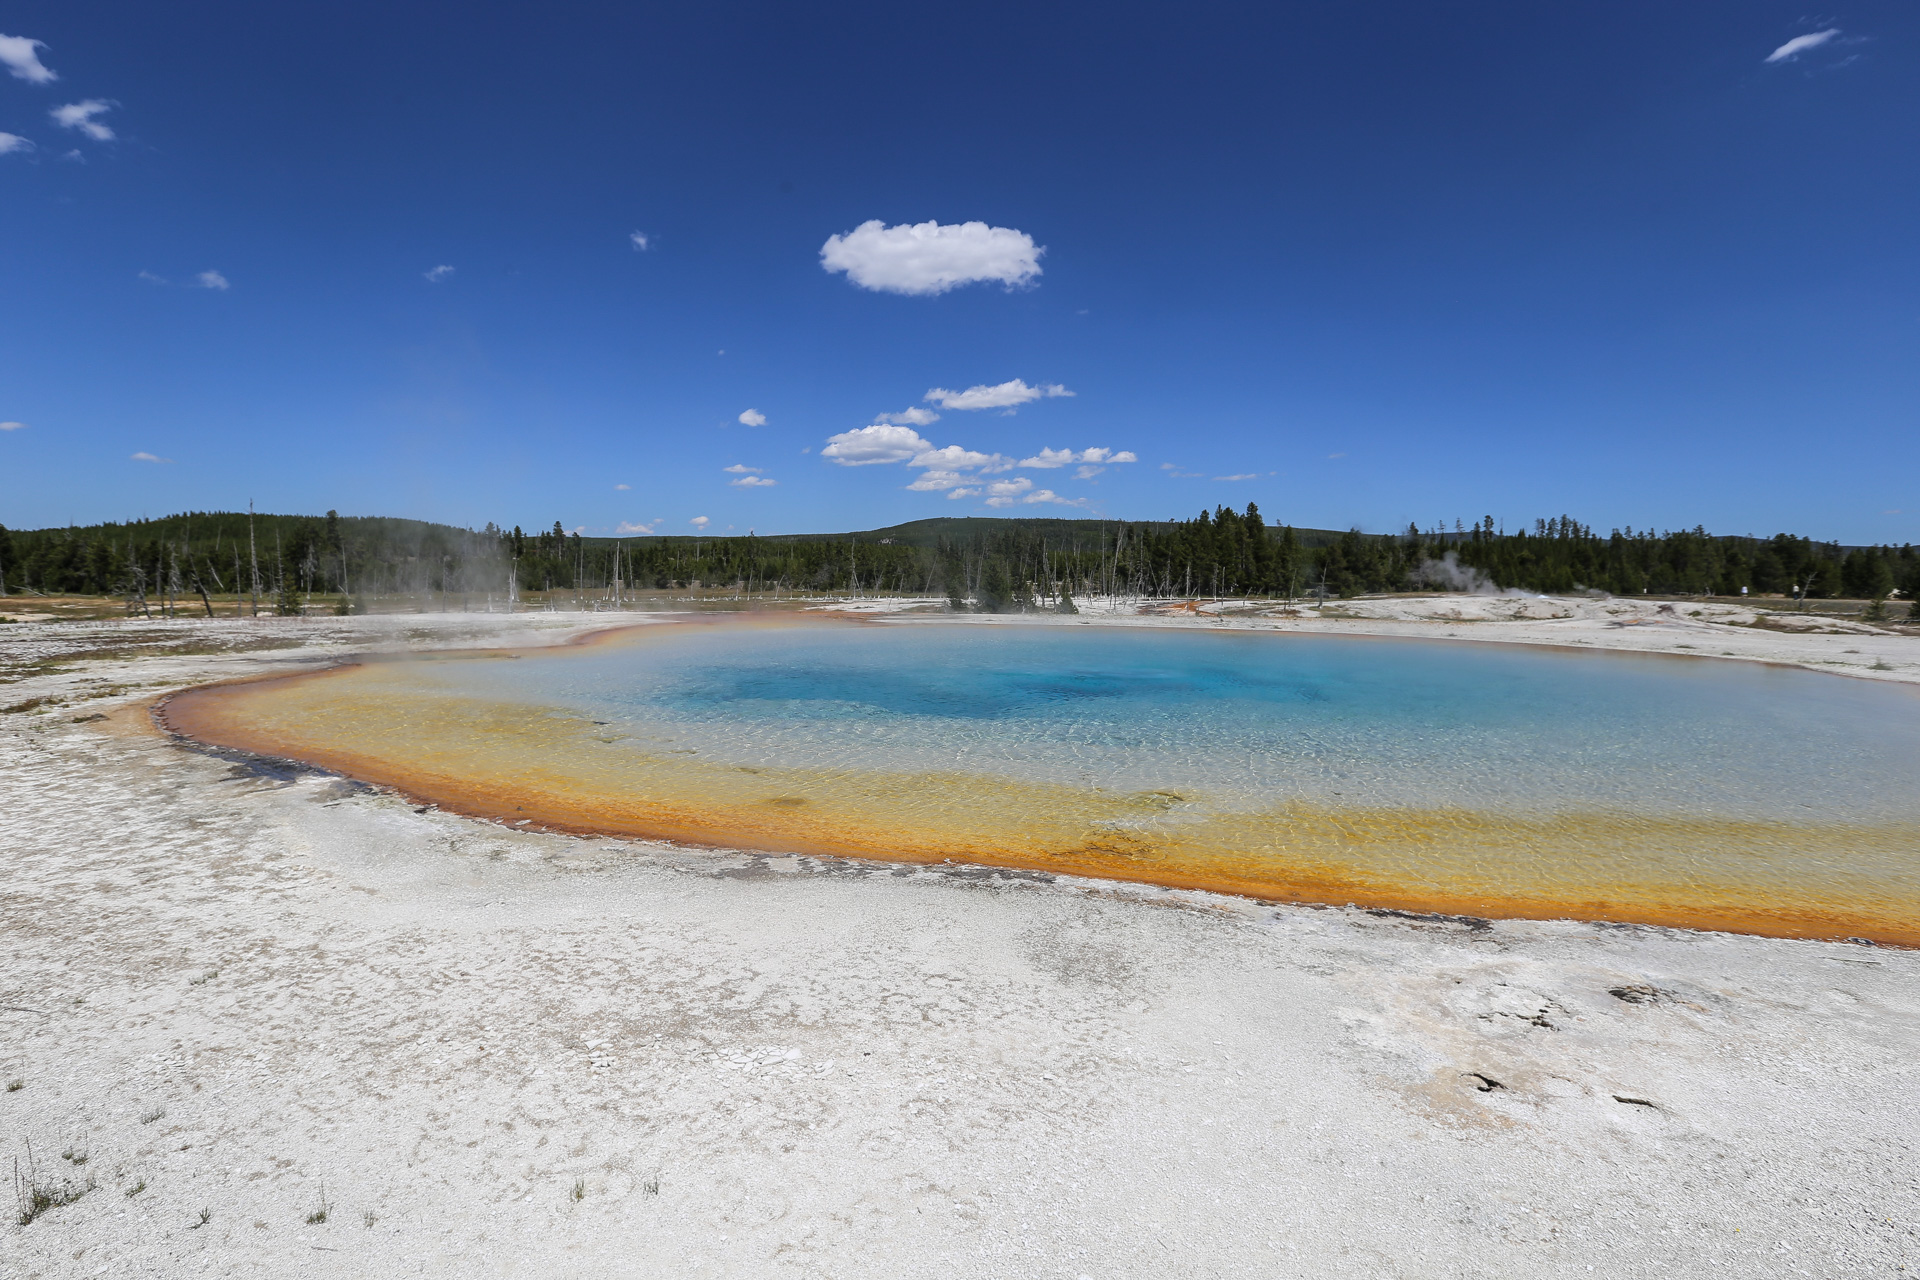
[13,1143,94,1225]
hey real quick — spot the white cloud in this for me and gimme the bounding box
[131,451,172,463]
[137,270,167,284]
[1020,489,1091,509]
[1018,445,1136,468]
[1767,29,1840,62]
[906,469,971,492]
[614,483,630,490]
[737,408,767,427]
[630,230,650,251]
[877,406,940,426]
[51,99,112,141]
[820,220,1043,296]
[615,519,656,534]
[0,421,26,431]
[723,464,761,474]
[689,516,710,528]
[730,475,776,488]
[1213,473,1258,482]
[424,264,454,283]
[195,270,229,291]
[0,133,32,155]
[909,444,1014,473]
[945,487,979,500]
[1073,465,1104,480]
[0,34,56,84]
[821,423,934,466]
[982,477,1033,500]
[925,379,1073,412]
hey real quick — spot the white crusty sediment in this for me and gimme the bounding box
[1,603,1915,1276]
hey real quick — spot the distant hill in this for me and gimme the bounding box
[2,508,1908,604]
[591,515,1358,551]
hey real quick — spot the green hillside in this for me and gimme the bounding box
[0,507,1912,608]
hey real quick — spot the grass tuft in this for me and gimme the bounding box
[139,1106,166,1125]
[191,1206,212,1229]
[305,1183,329,1224]
[5,1078,22,1092]
[126,1178,146,1198]
[13,1143,94,1225]
[570,1176,586,1202]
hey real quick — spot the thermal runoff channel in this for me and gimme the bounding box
[163,620,1920,944]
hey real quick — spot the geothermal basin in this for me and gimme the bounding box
[160,617,1920,946]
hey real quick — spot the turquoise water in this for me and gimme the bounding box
[452,622,1920,824]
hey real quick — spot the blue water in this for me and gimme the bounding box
[442,622,1920,824]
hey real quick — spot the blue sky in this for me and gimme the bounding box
[1,2,1915,542]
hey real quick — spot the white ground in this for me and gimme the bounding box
[2,600,1917,1277]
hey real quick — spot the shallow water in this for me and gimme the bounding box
[164,619,1920,943]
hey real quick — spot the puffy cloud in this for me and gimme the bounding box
[1018,445,1136,469]
[737,408,767,427]
[876,406,940,426]
[615,519,656,534]
[1073,465,1104,480]
[925,379,1073,412]
[723,464,761,474]
[0,133,31,155]
[51,99,112,141]
[195,270,229,291]
[689,516,710,528]
[630,230,650,251]
[909,444,1014,473]
[820,220,1042,296]
[730,475,777,488]
[0,34,56,84]
[821,423,934,466]
[130,451,172,463]
[945,487,979,500]
[424,264,454,283]
[0,420,26,431]
[1767,29,1840,62]
[906,470,971,492]
[972,484,1091,509]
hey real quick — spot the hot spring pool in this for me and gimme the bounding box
[163,618,1920,944]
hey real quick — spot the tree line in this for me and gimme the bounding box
[0,511,507,613]
[2,506,1914,614]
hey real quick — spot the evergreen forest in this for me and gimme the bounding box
[1,507,1914,614]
